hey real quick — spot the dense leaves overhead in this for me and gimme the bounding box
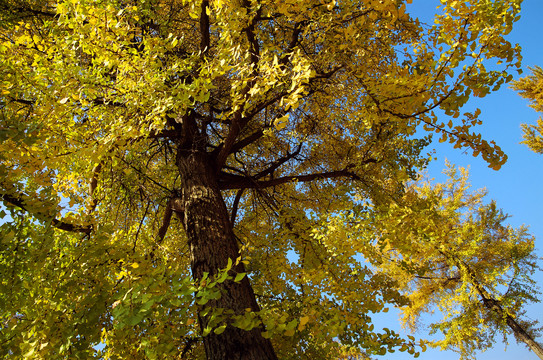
[320,165,541,359]
[0,0,530,359]
[513,66,543,154]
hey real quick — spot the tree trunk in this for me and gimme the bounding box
[176,148,278,360]
[454,258,543,359]
[506,315,543,359]
[482,298,543,360]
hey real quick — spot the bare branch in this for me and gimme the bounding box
[219,160,377,190]
[87,163,102,215]
[200,0,210,53]
[253,143,302,180]
[230,188,244,225]
[156,198,174,245]
[228,129,264,155]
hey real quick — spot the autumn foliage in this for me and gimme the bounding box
[0,0,539,359]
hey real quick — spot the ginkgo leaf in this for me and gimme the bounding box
[274,115,289,130]
[298,316,310,331]
[234,272,246,282]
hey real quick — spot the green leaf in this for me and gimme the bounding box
[226,257,233,271]
[234,272,246,282]
[217,270,229,284]
[214,325,227,335]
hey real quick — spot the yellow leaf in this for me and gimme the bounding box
[274,115,289,130]
[284,329,295,336]
[298,316,310,331]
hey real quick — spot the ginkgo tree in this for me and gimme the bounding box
[512,66,543,154]
[0,0,525,359]
[320,165,542,359]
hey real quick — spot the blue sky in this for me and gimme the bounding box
[374,0,543,359]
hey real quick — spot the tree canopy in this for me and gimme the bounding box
[513,66,543,154]
[0,0,536,359]
[320,164,541,359]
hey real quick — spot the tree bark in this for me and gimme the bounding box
[506,315,543,359]
[176,148,278,360]
[482,298,543,360]
[452,257,543,359]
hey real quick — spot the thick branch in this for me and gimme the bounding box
[242,0,261,66]
[219,162,376,190]
[478,287,543,359]
[311,65,344,81]
[242,91,288,125]
[450,255,543,359]
[215,1,261,170]
[1,192,92,234]
[279,20,308,68]
[228,129,264,155]
[156,198,174,245]
[2,3,56,19]
[215,106,250,170]
[253,143,302,180]
[8,97,127,108]
[149,197,178,260]
[200,0,210,53]
[7,97,34,106]
[230,188,244,225]
[87,163,102,215]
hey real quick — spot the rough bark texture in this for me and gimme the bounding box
[176,149,278,360]
[506,316,543,360]
[482,298,543,360]
[454,258,543,359]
